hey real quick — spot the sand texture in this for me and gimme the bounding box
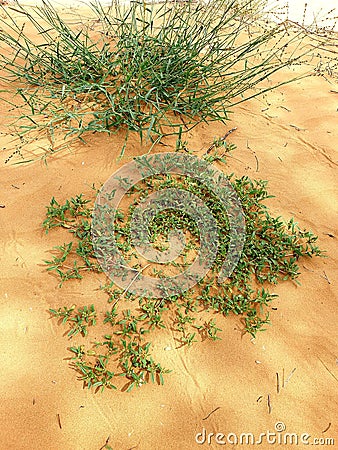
[0,5,337,450]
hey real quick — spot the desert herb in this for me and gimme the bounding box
[45,161,323,391]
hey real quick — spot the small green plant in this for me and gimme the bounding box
[244,310,271,338]
[43,195,91,231]
[50,304,97,337]
[49,305,76,325]
[103,306,118,326]
[45,152,323,391]
[72,356,117,393]
[119,340,171,392]
[0,0,327,161]
[195,319,223,341]
[43,195,101,286]
[139,299,167,330]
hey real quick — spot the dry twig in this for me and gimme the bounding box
[206,127,237,153]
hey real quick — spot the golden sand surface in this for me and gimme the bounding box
[0,4,337,449]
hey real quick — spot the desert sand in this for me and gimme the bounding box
[0,3,337,450]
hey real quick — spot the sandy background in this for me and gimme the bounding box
[0,3,337,450]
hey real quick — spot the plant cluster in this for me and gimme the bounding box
[0,0,321,161]
[43,194,101,284]
[0,0,325,394]
[44,158,323,391]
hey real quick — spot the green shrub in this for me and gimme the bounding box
[0,0,319,160]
